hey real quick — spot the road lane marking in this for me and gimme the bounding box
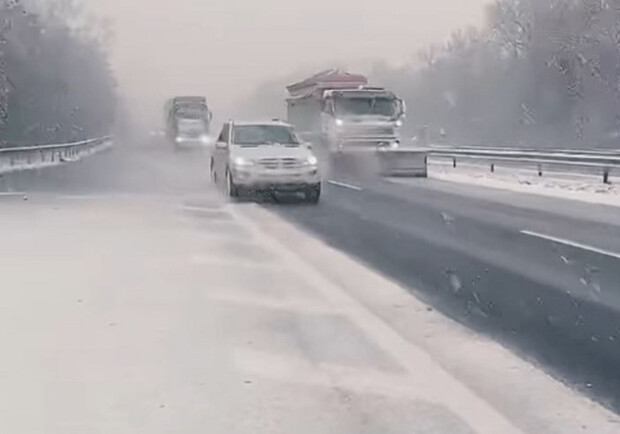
[179,205,224,212]
[234,349,419,399]
[57,195,107,200]
[190,254,274,268]
[209,293,338,315]
[327,180,363,191]
[521,230,620,260]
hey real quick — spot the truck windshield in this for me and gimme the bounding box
[174,104,208,119]
[233,125,299,145]
[334,97,396,117]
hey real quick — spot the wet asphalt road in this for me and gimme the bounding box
[4,139,620,418]
[0,140,537,433]
[265,160,620,412]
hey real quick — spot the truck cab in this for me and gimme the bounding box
[286,69,406,153]
[320,88,405,152]
[165,96,213,147]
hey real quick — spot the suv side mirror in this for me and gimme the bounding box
[303,142,312,150]
[215,141,228,150]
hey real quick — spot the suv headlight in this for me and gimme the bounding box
[233,157,254,167]
[304,155,318,166]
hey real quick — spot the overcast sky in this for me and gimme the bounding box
[80,0,490,126]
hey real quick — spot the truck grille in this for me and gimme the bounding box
[258,158,303,169]
[343,124,394,137]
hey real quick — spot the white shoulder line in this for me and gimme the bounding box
[521,230,620,260]
[229,203,524,434]
[327,180,363,191]
[0,192,27,199]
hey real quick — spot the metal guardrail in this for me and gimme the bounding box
[428,144,620,156]
[427,146,620,184]
[0,136,112,174]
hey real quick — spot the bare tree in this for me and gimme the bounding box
[0,0,116,146]
[372,0,620,148]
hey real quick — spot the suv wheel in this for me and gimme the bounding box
[210,159,217,182]
[305,184,321,204]
[226,170,238,198]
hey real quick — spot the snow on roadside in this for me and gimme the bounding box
[429,160,620,207]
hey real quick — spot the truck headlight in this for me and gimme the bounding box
[377,141,399,151]
[233,157,254,167]
[395,120,403,127]
[335,119,344,127]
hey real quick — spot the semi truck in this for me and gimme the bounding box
[286,69,427,177]
[165,96,213,147]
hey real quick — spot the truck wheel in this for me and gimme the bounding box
[305,184,321,204]
[226,170,238,198]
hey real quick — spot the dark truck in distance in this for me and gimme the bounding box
[165,96,213,147]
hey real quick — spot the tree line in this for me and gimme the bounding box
[0,0,116,147]
[373,0,620,148]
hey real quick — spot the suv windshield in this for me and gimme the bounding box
[232,125,299,145]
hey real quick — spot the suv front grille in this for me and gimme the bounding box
[258,158,303,169]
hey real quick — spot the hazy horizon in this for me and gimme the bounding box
[80,0,491,128]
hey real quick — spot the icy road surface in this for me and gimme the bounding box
[427,159,620,207]
[0,141,618,433]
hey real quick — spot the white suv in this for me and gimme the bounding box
[210,120,321,203]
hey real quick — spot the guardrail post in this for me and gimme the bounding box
[604,169,610,184]
[490,163,495,173]
[538,164,543,177]
[452,157,457,168]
